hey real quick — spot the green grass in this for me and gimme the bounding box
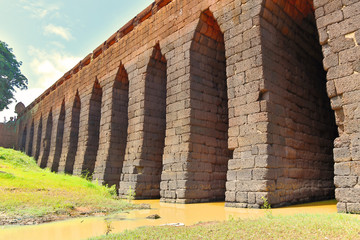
[92,213,360,240]
[0,147,132,219]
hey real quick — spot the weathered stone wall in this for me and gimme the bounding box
[0,122,16,149]
[13,0,360,213]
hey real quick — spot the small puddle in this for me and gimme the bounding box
[0,199,338,240]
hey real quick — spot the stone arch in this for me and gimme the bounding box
[40,109,53,168]
[140,43,167,198]
[34,115,43,160]
[51,99,66,172]
[27,121,34,156]
[63,91,81,174]
[93,63,129,188]
[187,9,229,202]
[256,0,338,206]
[81,79,102,175]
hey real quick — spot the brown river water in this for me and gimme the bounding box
[0,199,338,240]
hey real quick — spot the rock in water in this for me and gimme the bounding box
[146,214,160,219]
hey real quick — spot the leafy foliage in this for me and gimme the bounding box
[0,41,28,111]
[126,186,136,203]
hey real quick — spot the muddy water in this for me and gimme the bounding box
[0,200,337,240]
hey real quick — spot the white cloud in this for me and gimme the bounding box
[50,41,66,49]
[44,24,72,41]
[0,46,81,121]
[19,0,60,19]
[0,42,83,121]
[28,46,81,89]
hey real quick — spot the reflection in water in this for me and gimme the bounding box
[0,200,338,240]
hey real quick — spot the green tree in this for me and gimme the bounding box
[0,41,28,111]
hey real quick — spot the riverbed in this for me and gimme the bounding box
[0,199,338,240]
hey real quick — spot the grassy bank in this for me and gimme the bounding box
[0,147,134,225]
[93,213,360,240]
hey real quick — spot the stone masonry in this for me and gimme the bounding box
[0,122,16,149]
[12,0,360,213]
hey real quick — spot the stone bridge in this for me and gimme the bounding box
[14,0,360,213]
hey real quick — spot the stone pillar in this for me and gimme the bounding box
[223,1,271,208]
[159,21,196,203]
[93,65,129,188]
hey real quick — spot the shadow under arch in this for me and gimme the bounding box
[34,115,43,160]
[94,63,129,188]
[81,78,102,175]
[40,109,53,168]
[138,43,167,199]
[27,120,34,156]
[185,9,229,202]
[51,99,66,172]
[62,91,81,174]
[257,0,338,206]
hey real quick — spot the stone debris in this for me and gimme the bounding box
[160,223,185,227]
[146,214,161,219]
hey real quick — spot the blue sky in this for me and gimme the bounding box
[0,0,153,121]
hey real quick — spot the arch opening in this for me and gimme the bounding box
[40,110,53,168]
[64,92,81,174]
[51,100,66,172]
[34,116,43,160]
[108,65,129,187]
[82,80,102,175]
[187,10,229,202]
[27,121,34,156]
[138,44,167,199]
[94,64,130,188]
[20,126,27,152]
[259,0,338,206]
